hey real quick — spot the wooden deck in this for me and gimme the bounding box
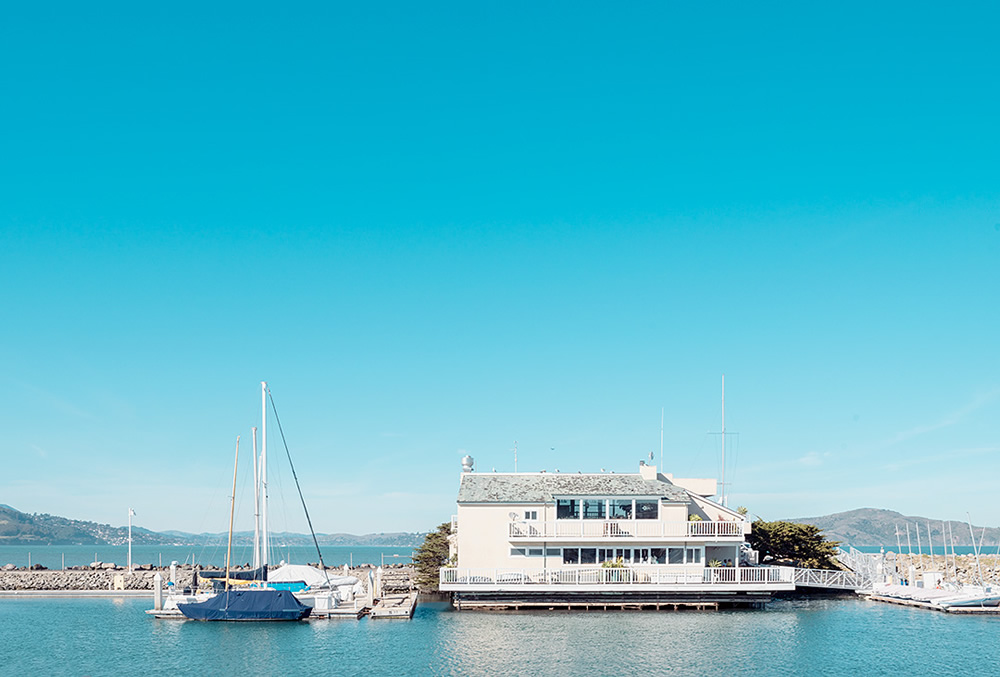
[370,593,417,619]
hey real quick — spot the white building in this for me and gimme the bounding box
[441,459,794,609]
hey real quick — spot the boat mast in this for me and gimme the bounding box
[225,436,240,591]
[968,514,985,587]
[261,381,269,569]
[252,425,260,570]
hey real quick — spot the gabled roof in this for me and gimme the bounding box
[456,473,690,504]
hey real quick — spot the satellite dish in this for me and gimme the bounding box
[508,512,519,521]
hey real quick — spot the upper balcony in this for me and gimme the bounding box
[508,519,749,540]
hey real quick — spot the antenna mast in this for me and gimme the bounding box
[721,374,726,507]
[660,407,664,470]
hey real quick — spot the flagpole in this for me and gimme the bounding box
[128,508,135,573]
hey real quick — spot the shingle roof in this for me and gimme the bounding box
[456,473,690,504]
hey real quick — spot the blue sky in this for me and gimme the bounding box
[1,2,997,537]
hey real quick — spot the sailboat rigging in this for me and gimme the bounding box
[150,381,360,621]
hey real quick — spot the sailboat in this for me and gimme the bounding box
[153,382,349,621]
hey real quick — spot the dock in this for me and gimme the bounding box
[369,592,417,619]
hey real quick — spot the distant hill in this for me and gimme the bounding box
[0,505,426,547]
[0,505,174,546]
[786,508,1000,547]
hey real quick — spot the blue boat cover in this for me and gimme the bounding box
[178,589,312,621]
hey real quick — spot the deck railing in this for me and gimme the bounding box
[440,565,789,587]
[508,520,748,539]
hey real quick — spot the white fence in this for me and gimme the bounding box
[441,565,790,587]
[509,520,748,539]
[441,565,867,591]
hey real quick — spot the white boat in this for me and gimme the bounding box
[935,585,1000,608]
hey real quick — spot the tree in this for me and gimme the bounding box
[748,520,840,569]
[413,522,452,591]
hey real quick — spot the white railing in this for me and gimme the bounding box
[788,566,867,590]
[440,566,788,587]
[509,520,748,539]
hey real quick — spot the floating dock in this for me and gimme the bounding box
[370,593,417,619]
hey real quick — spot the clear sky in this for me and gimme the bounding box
[1,2,997,537]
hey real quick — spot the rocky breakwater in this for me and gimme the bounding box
[0,562,202,592]
[889,553,1000,585]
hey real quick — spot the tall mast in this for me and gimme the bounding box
[721,374,726,507]
[261,381,269,568]
[252,425,260,569]
[225,435,240,591]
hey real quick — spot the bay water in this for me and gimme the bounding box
[1,595,998,676]
[0,544,415,570]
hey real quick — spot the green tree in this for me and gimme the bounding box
[413,522,452,591]
[748,520,840,569]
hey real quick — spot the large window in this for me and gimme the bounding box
[582,499,606,519]
[580,548,597,564]
[556,497,660,520]
[608,499,633,519]
[557,499,579,519]
[635,499,659,520]
[563,548,580,564]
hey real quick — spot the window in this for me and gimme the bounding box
[686,548,702,564]
[635,500,658,520]
[580,548,597,564]
[598,548,615,563]
[563,548,580,564]
[582,499,606,519]
[524,510,538,520]
[527,548,543,557]
[668,547,685,564]
[608,499,633,519]
[510,548,526,557]
[633,548,650,563]
[651,548,666,564]
[545,548,560,557]
[557,499,579,519]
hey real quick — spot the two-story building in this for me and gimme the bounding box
[440,457,794,609]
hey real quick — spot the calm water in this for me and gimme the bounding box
[0,596,997,676]
[0,545,415,570]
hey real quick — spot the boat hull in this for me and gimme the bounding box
[178,589,312,621]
